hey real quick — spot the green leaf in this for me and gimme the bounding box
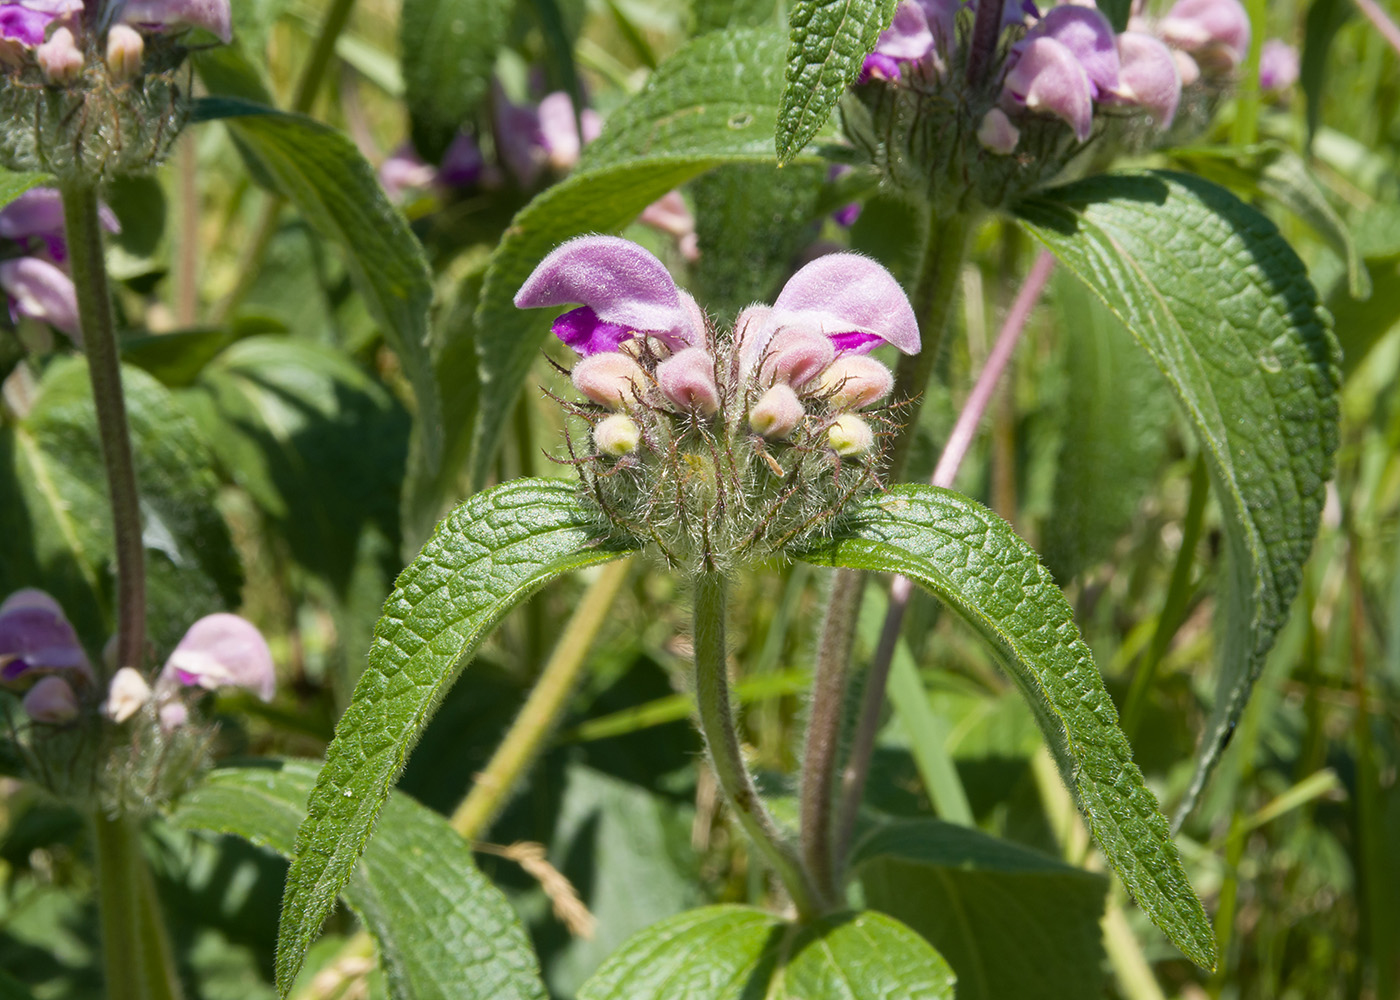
[794,483,1216,969]
[0,168,48,208]
[275,479,636,994]
[854,820,1108,1000]
[171,760,547,1000]
[472,27,832,487]
[776,0,896,164]
[1300,0,1351,145]
[1015,171,1340,823]
[1170,143,1371,299]
[578,906,955,999]
[210,104,443,469]
[400,0,512,157]
[0,360,241,656]
[1097,0,1131,31]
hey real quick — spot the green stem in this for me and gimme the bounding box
[1123,455,1208,737]
[292,0,360,115]
[798,568,863,904]
[61,183,144,677]
[450,558,633,841]
[888,211,975,481]
[691,570,824,919]
[93,812,183,1000]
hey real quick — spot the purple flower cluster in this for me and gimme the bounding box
[0,0,230,50]
[0,187,119,345]
[0,588,274,730]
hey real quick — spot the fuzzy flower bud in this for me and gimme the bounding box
[758,326,836,389]
[23,675,77,723]
[1002,36,1095,142]
[657,347,720,415]
[35,25,81,83]
[818,354,894,410]
[976,107,1021,154]
[160,613,276,702]
[103,666,152,723]
[593,413,641,456]
[828,414,876,457]
[1106,31,1181,128]
[105,23,144,82]
[572,351,648,409]
[748,383,805,439]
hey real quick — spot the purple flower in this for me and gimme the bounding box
[514,235,705,357]
[1259,39,1298,92]
[1158,0,1250,69]
[0,0,81,47]
[1105,31,1181,128]
[159,612,275,702]
[121,0,232,43]
[0,588,91,683]
[861,0,940,81]
[1001,35,1095,141]
[740,253,920,374]
[0,257,81,341]
[23,675,78,723]
[0,187,120,263]
[439,131,485,188]
[378,143,437,202]
[637,190,699,261]
[1016,5,1119,98]
[537,91,602,172]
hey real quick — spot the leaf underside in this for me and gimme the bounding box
[794,484,1216,969]
[275,479,635,994]
[1016,170,1340,823]
[173,760,548,1000]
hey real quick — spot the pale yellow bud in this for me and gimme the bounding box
[594,413,641,456]
[748,383,804,439]
[106,24,145,82]
[817,355,894,410]
[828,414,875,457]
[36,27,83,84]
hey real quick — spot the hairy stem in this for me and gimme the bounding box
[798,568,863,903]
[835,250,1054,860]
[93,812,183,1000]
[692,569,824,918]
[965,0,1007,87]
[451,557,633,841]
[62,183,144,677]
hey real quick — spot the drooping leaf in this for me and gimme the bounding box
[1300,0,1351,145]
[1016,171,1340,823]
[472,27,834,487]
[0,360,241,657]
[400,0,513,157]
[207,103,442,470]
[775,0,897,164]
[172,760,548,1000]
[854,820,1108,1000]
[275,480,636,993]
[577,906,955,999]
[793,484,1216,969]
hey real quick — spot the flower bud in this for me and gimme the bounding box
[1002,36,1095,142]
[158,697,189,730]
[104,666,151,723]
[0,257,81,342]
[572,351,648,409]
[748,383,804,439]
[593,413,641,456]
[759,326,836,389]
[1107,32,1181,128]
[828,414,876,457]
[1159,0,1250,69]
[23,675,78,723]
[818,354,894,410]
[161,613,276,702]
[105,24,144,82]
[1259,39,1298,92]
[657,347,720,415]
[35,26,82,83]
[977,107,1020,154]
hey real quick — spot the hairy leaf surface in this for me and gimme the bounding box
[794,484,1216,968]
[776,0,896,163]
[1017,171,1340,822]
[275,480,634,992]
[173,760,547,1000]
[472,27,833,486]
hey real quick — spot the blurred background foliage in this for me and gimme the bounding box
[0,0,1397,997]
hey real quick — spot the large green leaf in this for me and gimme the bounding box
[1015,171,1340,821]
[854,820,1108,1000]
[0,360,240,657]
[793,484,1216,969]
[209,103,442,469]
[275,479,636,993]
[775,0,896,163]
[577,906,955,999]
[471,27,833,487]
[400,0,512,156]
[172,760,547,1000]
